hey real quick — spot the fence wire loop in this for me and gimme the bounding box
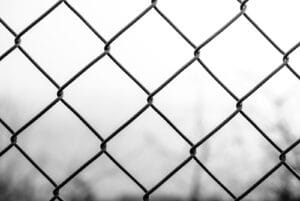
[0,0,300,200]
[279,154,286,163]
[14,37,21,46]
[240,0,249,10]
[10,135,17,145]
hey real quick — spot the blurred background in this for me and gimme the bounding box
[0,0,300,200]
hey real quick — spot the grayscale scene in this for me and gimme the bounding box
[0,0,300,201]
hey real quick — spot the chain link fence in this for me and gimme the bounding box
[0,0,300,200]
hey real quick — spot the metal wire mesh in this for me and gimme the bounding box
[0,0,300,200]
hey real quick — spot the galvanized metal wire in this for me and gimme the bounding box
[0,0,300,200]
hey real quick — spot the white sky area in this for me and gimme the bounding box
[0,0,300,200]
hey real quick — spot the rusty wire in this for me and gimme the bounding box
[0,0,300,200]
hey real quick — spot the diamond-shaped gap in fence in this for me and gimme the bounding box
[108,108,190,188]
[200,16,282,97]
[21,2,103,85]
[59,153,144,201]
[18,101,99,183]
[0,22,14,56]
[194,113,278,196]
[249,0,300,50]
[65,56,147,138]
[59,176,99,201]
[0,50,56,130]
[239,166,300,201]
[243,67,300,149]
[0,123,10,151]
[0,147,54,201]
[286,144,300,174]
[288,45,300,75]
[150,159,234,201]
[110,9,192,91]
[158,0,237,45]
[155,60,236,144]
[0,0,57,32]
[68,0,149,39]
